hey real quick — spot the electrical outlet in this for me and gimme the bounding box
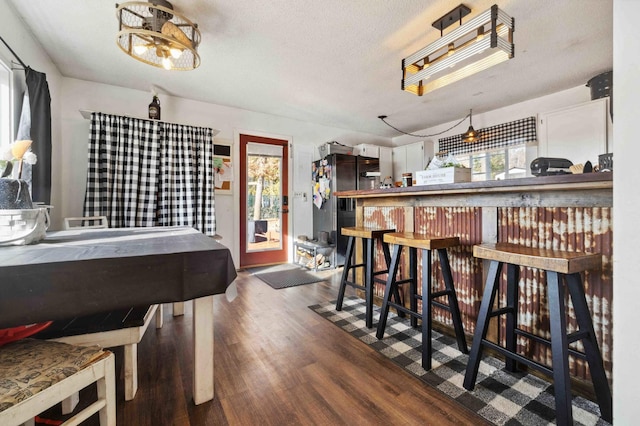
[293,191,307,201]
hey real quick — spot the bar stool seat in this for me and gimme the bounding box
[376,232,468,370]
[336,227,395,328]
[463,243,612,425]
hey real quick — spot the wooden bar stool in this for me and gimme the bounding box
[376,232,468,370]
[463,243,612,425]
[336,227,396,328]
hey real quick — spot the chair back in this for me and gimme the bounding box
[63,216,108,230]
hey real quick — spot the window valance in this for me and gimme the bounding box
[438,116,537,156]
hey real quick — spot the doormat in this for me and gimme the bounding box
[309,297,609,426]
[253,266,325,289]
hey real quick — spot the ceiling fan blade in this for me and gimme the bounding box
[161,21,192,48]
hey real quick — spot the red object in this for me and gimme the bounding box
[35,416,63,425]
[0,322,53,346]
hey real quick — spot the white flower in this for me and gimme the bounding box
[0,140,36,179]
[23,151,37,165]
[0,146,13,161]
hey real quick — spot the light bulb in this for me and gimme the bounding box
[162,56,172,70]
[133,44,148,55]
[169,47,183,59]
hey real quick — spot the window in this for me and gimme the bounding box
[457,145,527,181]
[0,57,12,148]
[438,116,537,181]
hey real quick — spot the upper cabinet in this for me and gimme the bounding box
[392,141,425,184]
[538,98,610,166]
[379,146,393,184]
[353,143,380,158]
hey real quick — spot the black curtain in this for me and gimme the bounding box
[24,67,52,204]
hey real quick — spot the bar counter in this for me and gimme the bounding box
[335,172,612,382]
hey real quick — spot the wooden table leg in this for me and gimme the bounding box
[173,302,185,316]
[193,295,214,405]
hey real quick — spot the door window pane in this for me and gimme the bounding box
[246,142,283,253]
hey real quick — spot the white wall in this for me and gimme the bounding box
[613,0,640,422]
[391,85,596,168]
[58,78,391,265]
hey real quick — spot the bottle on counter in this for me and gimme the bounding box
[149,96,161,120]
[402,172,413,187]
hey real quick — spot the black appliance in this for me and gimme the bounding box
[312,154,379,266]
[530,157,573,176]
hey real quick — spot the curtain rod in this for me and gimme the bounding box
[0,35,27,69]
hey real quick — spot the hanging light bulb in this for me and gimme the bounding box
[461,109,479,143]
[162,56,172,70]
[169,46,183,58]
[133,44,148,55]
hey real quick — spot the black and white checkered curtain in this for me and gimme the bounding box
[158,123,215,233]
[83,112,216,235]
[439,116,537,156]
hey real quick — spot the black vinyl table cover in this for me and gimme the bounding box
[0,226,237,328]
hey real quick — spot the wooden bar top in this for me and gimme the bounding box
[335,172,612,199]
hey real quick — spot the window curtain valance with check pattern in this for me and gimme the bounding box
[83,112,216,235]
[438,116,537,156]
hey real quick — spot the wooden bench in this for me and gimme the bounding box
[35,305,162,403]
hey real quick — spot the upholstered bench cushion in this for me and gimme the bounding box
[0,339,104,412]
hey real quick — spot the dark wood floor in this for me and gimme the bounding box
[53,269,489,425]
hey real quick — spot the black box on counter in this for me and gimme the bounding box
[599,153,613,171]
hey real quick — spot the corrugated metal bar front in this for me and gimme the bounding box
[363,206,406,298]
[498,206,613,381]
[413,207,483,333]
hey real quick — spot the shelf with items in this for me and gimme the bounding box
[294,239,336,271]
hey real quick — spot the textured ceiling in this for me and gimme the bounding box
[7,0,613,138]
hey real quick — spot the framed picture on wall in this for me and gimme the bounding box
[213,140,233,195]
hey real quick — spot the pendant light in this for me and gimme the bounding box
[461,109,478,143]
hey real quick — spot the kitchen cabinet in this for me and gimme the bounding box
[353,143,380,158]
[379,146,393,185]
[538,98,609,166]
[392,141,425,184]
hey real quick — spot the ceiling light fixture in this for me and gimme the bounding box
[461,109,478,143]
[116,1,201,71]
[402,4,514,96]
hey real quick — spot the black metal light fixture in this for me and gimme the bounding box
[461,109,478,143]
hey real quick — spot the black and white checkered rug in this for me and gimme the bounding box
[309,297,610,426]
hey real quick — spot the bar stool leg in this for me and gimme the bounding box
[566,273,613,422]
[421,248,433,370]
[364,237,374,328]
[463,260,502,390]
[381,240,404,318]
[336,236,355,311]
[505,263,519,372]
[547,271,572,426]
[437,248,468,354]
[409,247,418,328]
[376,244,402,339]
